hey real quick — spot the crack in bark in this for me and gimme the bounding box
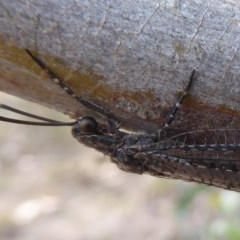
[135,1,161,39]
[186,9,209,54]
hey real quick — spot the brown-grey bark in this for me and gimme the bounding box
[2,0,240,193]
[1,0,240,133]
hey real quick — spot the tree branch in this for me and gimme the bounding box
[0,0,240,132]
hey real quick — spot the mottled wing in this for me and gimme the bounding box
[133,129,240,191]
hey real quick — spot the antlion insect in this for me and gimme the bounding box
[1,50,240,192]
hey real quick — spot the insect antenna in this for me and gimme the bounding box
[25,49,117,121]
[0,104,77,126]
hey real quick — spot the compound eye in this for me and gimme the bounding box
[78,116,98,134]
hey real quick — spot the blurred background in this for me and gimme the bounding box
[1,92,240,240]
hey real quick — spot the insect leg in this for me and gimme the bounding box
[25,50,117,121]
[159,70,195,133]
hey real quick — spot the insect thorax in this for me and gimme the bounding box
[71,119,160,174]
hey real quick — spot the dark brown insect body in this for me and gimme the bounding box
[1,50,240,192]
[73,121,240,191]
